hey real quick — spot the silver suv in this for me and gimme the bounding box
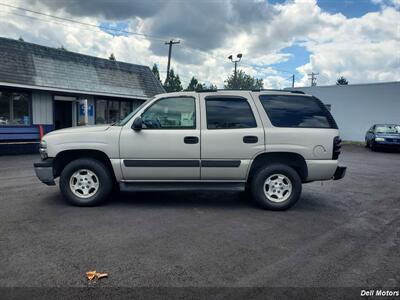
[34,90,346,210]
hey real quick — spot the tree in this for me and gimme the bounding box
[224,69,264,90]
[58,45,67,51]
[336,76,349,85]
[151,64,162,84]
[109,53,116,61]
[186,77,218,91]
[164,69,183,92]
[186,76,206,91]
[208,83,218,90]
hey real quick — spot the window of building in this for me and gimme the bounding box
[0,90,30,126]
[108,101,120,124]
[259,95,337,129]
[95,100,107,124]
[142,97,195,129]
[120,101,132,119]
[206,97,257,129]
[95,99,138,124]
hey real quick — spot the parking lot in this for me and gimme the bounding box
[0,145,399,289]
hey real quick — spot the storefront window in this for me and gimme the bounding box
[108,101,119,123]
[0,90,30,125]
[95,100,107,124]
[95,99,137,124]
[120,101,132,119]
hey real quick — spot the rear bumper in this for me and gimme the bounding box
[333,166,347,180]
[33,158,55,186]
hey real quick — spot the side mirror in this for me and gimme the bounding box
[132,117,143,131]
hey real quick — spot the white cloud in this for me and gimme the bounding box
[295,6,400,86]
[0,0,399,89]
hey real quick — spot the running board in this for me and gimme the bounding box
[119,182,245,192]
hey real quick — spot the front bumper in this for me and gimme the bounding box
[33,158,55,186]
[374,141,400,148]
[333,166,347,180]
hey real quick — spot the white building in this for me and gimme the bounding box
[288,82,400,141]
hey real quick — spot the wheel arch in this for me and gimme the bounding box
[53,149,116,183]
[247,152,308,183]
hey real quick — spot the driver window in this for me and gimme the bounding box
[141,97,196,129]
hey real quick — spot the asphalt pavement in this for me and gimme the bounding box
[0,145,399,292]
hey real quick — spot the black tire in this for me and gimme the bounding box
[365,140,370,148]
[250,164,302,210]
[370,141,377,151]
[59,158,113,206]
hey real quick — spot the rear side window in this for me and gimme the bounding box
[259,95,337,129]
[206,97,257,129]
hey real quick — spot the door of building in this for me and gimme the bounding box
[54,100,72,129]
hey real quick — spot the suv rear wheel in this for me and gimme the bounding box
[60,158,112,206]
[250,164,302,210]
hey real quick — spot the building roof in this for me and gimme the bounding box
[0,37,165,99]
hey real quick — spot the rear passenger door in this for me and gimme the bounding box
[199,93,264,180]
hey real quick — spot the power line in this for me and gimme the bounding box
[0,2,167,41]
[0,10,107,36]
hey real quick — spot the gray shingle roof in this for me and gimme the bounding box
[0,37,165,98]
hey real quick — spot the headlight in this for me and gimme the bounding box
[40,140,47,149]
[39,140,48,159]
[375,137,385,142]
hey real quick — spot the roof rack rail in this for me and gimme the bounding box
[193,89,305,94]
[251,88,283,92]
[251,89,305,94]
[197,89,218,93]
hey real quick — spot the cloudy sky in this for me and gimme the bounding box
[0,0,399,88]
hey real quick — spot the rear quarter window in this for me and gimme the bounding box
[259,95,337,129]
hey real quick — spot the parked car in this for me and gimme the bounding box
[34,90,346,210]
[365,124,400,151]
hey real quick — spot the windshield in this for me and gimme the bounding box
[116,99,151,126]
[375,125,400,134]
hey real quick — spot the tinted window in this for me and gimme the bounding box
[259,95,336,128]
[206,97,257,129]
[142,97,196,129]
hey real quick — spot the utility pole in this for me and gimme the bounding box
[165,40,180,84]
[308,72,319,87]
[228,53,242,89]
[291,74,295,88]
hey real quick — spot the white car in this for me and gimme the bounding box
[34,90,346,210]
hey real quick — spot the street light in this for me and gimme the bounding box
[228,53,242,89]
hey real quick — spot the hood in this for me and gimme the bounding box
[44,125,111,137]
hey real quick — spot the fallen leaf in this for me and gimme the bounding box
[86,271,97,281]
[97,273,108,279]
[86,270,109,281]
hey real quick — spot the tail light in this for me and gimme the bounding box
[332,136,341,159]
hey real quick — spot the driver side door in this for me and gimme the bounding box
[119,96,201,180]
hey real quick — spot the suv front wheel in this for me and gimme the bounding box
[60,158,113,206]
[250,164,302,210]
